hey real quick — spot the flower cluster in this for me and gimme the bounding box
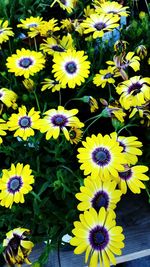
[0,0,149,266]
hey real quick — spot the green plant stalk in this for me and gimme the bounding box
[33,90,41,113]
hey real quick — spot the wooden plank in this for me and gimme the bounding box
[3,192,150,266]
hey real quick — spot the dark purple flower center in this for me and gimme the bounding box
[128,82,142,95]
[70,130,76,139]
[104,73,112,79]
[65,61,77,74]
[119,141,126,152]
[91,191,109,212]
[28,23,38,28]
[52,114,68,127]
[8,234,21,252]
[119,169,132,180]
[0,92,3,98]
[94,22,106,30]
[92,147,111,166]
[19,58,33,68]
[8,176,23,193]
[19,116,31,128]
[52,45,65,52]
[89,225,109,251]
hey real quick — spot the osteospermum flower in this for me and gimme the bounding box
[51,0,76,13]
[111,132,143,165]
[77,133,126,180]
[76,176,122,212]
[101,100,126,123]
[93,66,120,88]
[0,88,18,109]
[70,207,125,267]
[28,19,60,38]
[7,106,41,141]
[39,106,84,140]
[96,1,129,17]
[3,228,34,266]
[6,49,45,78]
[41,78,62,92]
[17,16,43,29]
[22,78,34,91]
[0,20,14,44]
[40,34,74,55]
[113,165,149,194]
[0,119,8,144]
[0,163,34,208]
[116,76,150,110]
[69,127,83,144]
[81,13,120,39]
[52,49,90,89]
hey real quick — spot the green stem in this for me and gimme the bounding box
[59,90,62,105]
[33,90,41,112]
[83,114,102,137]
[64,98,81,108]
[144,0,150,15]
[117,124,138,135]
[34,37,38,51]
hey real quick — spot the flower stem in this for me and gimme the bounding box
[34,37,38,51]
[33,90,41,113]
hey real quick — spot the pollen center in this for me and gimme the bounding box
[104,73,112,79]
[89,226,109,251]
[94,22,106,30]
[19,116,31,128]
[19,58,33,68]
[119,169,132,180]
[52,45,65,52]
[52,115,68,127]
[91,191,109,212]
[8,176,22,193]
[65,61,77,74]
[92,147,111,166]
[128,82,142,95]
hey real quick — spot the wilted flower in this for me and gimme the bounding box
[136,45,147,60]
[22,79,34,91]
[82,96,99,113]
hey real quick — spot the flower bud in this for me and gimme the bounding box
[136,45,147,59]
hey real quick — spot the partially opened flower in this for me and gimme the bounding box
[39,106,84,140]
[116,76,150,110]
[70,207,125,267]
[0,163,34,208]
[69,127,83,144]
[52,49,90,89]
[6,49,45,78]
[28,19,59,38]
[111,132,143,165]
[76,176,122,212]
[96,1,129,17]
[51,0,76,13]
[0,88,18,109]
[81,13,120,39]
[113,165,149,194]
[7,106,41,141]
[104,101,126,123]
[93,66,120,88]
[3,227,34,266]
[0,20,14,44]
[0,119,8,144]
[17,16,44,29]
[41,78,62,92]
[77,133,126,180]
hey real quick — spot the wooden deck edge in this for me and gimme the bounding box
[116,249,150,264]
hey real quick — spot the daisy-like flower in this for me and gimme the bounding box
[77,133,126,180]
[41,78,62,92]
[0,88,18,109]
[81,13,120,39]
[17,16,43,29]
[113,165,149,194]
[0,119,8,144]
[3,227,34,266]
[39,106,84,140]
[93,66,120,88]
[82,96,99,113]
[7,106,41,141]
[116,76,150,110]
[76,176,122,212]
[28,19,60,38]
[96,1,129,17]
[107,52,140,73]
[6,48,45,78]
[69,127,83,144]
[51,0,76,13]
[52,49,90,89]
[40,34,74,55]
[22,78,34,91]
[0,20,14,44]
[70,207,125,267]
[60,18,83,34]
[110,132,143,165]
[129,102,150,127]
[0,163,34,208]
[101,100,126,123]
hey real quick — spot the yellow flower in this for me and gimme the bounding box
[0,163,34,208]
[116,76,150,110]
[96,1,129,17]
[105,101,126,123]
[40,34,74,55]
[136,45,147,60]
[70,207,125,267]
[76,176,122,212]
[69,127,83,144]
[41,78,62,92]
[93,66,120,88]
[0,20,14,44]
[7,106,41,141]
[39,106,84,140]
[3,227,34,266]
[17,16,44,29]
[0,88,18,109]
[22,78,34,91]
[51,0,76,13]
[81,13,120,39]
[0,119,8,144]
[28,19,59,38]
[52,49,90,89]
[129,102,150,126]
[82,96,99,113]
[6,48,45,78]
[77,133,126,180]
[113,165,149,194]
